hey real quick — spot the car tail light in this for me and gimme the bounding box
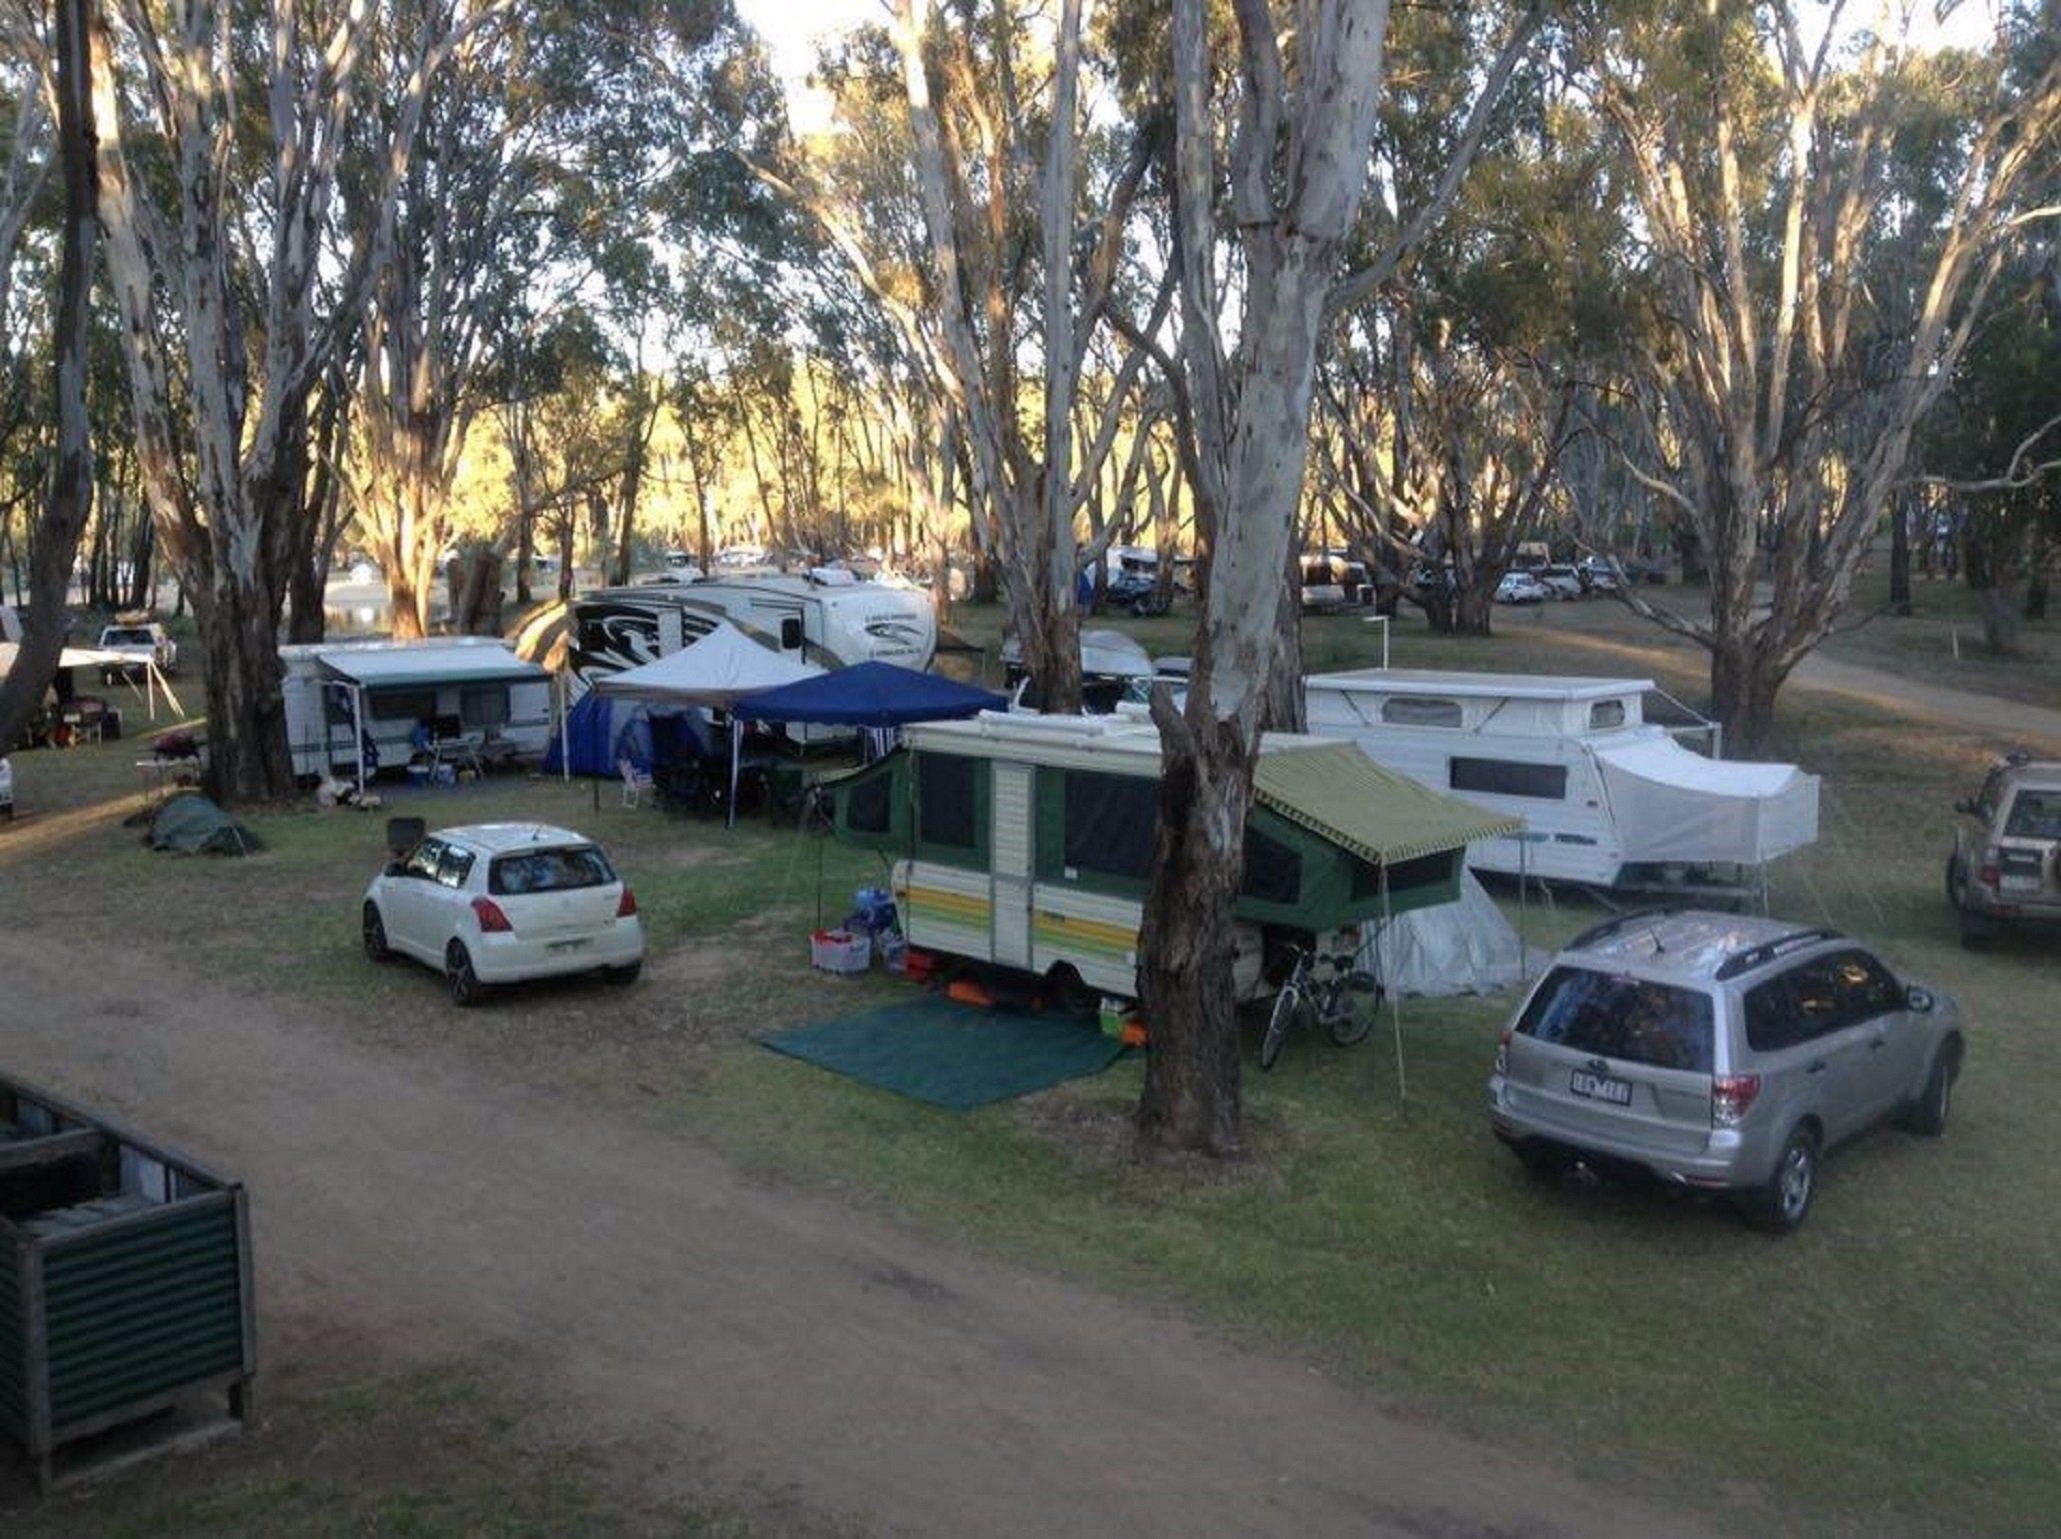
[1711,1073,1762,1128]
[1493,1027,1512,1076]
[1977,863,2000,888]
[471,897,513,933]
[617,886,638,918]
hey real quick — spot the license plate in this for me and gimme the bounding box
[2001,874,2042,895]
[547,937,591,953]
[1569,1070,1632,1106]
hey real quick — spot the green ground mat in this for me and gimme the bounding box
[759,995,1128,1109]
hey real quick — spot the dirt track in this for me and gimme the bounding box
[0,934,1719,1537]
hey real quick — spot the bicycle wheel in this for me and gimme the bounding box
[1328,972,1382,1046]
[1260,986,1301,1071]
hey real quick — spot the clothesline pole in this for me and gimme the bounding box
[1382,863,1405,1112]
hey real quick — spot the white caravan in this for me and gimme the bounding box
[282,637,553,781]
[1303,668,1819,892]
[565,575,935,694]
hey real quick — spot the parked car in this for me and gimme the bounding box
[362,822,644,1005]
[1487,910,1962,1233]
[0,754,12,820]
[1495,571,1549,605]
[96,620,177,681]
[1579,557,1624,594]
[1948,754,2061,946]
[1106,571,1170,617]
[1536,565,1586,600]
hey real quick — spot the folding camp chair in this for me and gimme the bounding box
[619,757,655,807]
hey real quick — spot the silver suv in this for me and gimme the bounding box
[1487,911,1964,1233]
[1948,754,2061,946]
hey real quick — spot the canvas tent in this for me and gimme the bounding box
[542,691,657,777]
[1371,871,1532,998]
[148,794,262,856]
[1593,738,1819,865]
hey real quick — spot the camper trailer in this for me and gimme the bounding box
[830,713,1516,1001]
[566,574,935,694]
[281,637,553,781]
[1303,668,1820,891]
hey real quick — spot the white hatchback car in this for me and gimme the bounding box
[362,823,644,1005]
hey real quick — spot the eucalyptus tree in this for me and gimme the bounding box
[1579,0,2061,749]
[0,0,95,760]
[1135,0,1541,1153]
[87,0,471,800]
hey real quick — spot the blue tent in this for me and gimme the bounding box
[542,691,660,776]
[732,661,1004,727]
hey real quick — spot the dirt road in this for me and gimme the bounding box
[0,935,1716,1538]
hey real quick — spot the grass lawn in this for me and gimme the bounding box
[3,600,2056,1536]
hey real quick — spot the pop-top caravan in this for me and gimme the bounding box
[1303,668,1819,894]
[566,574,936,694]
[281,637,552,781]
[829,713,1518,1002]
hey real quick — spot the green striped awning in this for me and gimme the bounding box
[1254,742,1522,866]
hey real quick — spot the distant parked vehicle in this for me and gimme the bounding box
[1536,565,1586,601]
[362,822,645,1005]
[1580,557,1624,594]
[96,620,177,681]
[1947,754,2061,947]
[1495,571,1549,605]
[1488,911,1963,1233]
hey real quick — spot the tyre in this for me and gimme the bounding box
[1745,1125,1819,1234]
[1328,972,1381,1046]
[362,902,393,963]
[602,959,643,987]
[445,939,486,1008]
[1259,987,1301,1071]
[1899,1043,1959,1136]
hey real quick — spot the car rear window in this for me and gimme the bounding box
[1516,966,1715,1072]
[2004,790,2061,840]
[105,628,153,645]
[489,845,616,895]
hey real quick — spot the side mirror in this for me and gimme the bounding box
[385,859,409,879]
[1906,985,1935,1014]
[1954,798,1979,818]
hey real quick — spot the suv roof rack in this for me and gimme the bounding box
[1565,908,1676,952]
[1714,928,1841,981]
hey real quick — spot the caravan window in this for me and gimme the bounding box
[1450,757,1567,800]
[917,753,979,850]
[1063,771,1159,882]
[1588,699,1627,729]
[460,685,510,727]
[1381,696,1463,728]
[369,688,438,724]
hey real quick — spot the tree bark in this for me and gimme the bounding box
[0,0,97,756]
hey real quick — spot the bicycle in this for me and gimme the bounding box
[1259,943,1382,1071]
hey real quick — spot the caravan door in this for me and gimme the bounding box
[991,762,1034,970]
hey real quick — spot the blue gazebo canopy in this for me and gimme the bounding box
[732,661,1004,727]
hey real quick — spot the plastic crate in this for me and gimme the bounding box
[810,928,872,974]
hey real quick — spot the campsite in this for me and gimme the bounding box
[2,0,2060,1535]
[0,581,2055,1537]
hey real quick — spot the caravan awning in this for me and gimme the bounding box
[318,644,547,689]
[1254,743,1523,866]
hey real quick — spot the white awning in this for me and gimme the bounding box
[1594,737,1819,865]
[0,641,139,675]
[318,642,548,689]
[592,620,820,706]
